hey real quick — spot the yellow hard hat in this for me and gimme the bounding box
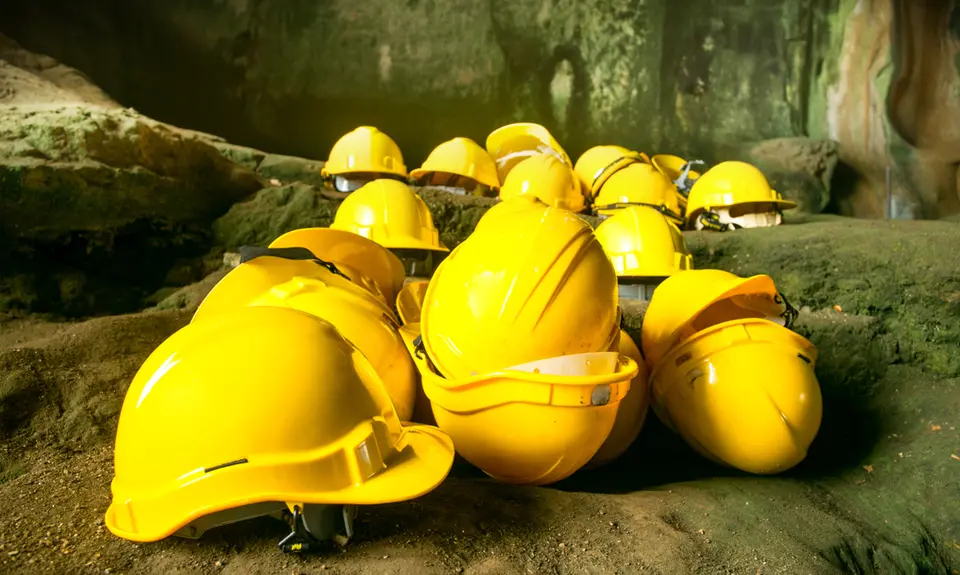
[105,306,454,543]
[322,126,407,177]
[640,269,796,370]
[474,195,548,233]
[420,202,620,379]
[652,154,703,186]
[499,153,586,213]
[574,145,650,200]
[685,161,796,230]
[416,340,636,485]
[193,247,376,323]
[593,205,694,279]
[330,179,448,252]
[248,275,417,421]
[593,163,684,222]
[587,330,650,467]
[650,318,822,474]
[397,322,437,426]
[409,137,500,191]
[269,227,406,308]
[485,122,572,182]
[396,279,429,325]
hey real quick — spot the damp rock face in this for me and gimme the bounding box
[0,35,263,316]
[737,138,840,213]
[211,184,498,251]
[3,0,959,219]
[0,106,262,239]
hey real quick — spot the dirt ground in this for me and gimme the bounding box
[2,218,959,574]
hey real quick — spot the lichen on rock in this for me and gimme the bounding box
[0,35,264,316]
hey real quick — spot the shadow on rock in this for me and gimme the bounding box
[790,310,895,479]
[0,310,190,448]
[159,477,549,565]
[555,309,897,494]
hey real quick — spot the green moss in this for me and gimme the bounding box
[609,219,960,571]
[0,456,25,484]
[807,0,859,139]
[212,184,500,251]
[685,219,960,378]
[212,183,338,249]
[417,188,497,250]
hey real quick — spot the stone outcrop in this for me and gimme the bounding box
[0,35,263,315]
[3,0,958,218]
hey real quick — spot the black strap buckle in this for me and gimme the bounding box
[697,211,732,232]
[594,202,684,226]
[278,506,319,554]
[412,335,426,360]
[774,291,799,329]
[238,245,351,281]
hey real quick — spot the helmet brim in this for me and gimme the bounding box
[269,227,406,307]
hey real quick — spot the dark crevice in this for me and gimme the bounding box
[823,160,861,216]
[0,219,214,318]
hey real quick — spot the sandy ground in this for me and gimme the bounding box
[1,302,957,575]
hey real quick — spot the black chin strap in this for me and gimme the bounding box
[592,201,684,226]
[775,292,799,330]
[697,211,738,232]
[238,245,351,281]
[590,153,644,194]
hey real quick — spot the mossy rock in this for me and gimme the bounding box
[255,153,326,188]
[0,106,262,238]
[734,138,841,213]
[684,217,960,378]
[212,184,503,250]
[597,218,960,573]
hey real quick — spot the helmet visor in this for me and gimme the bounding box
[333,173,405,193]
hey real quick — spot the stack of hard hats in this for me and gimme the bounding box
[593,205,694,301]
[320,126,408,194]
[684,161,797,231]
[640,269,823,474]
[409,137,500,197]
[330,179,450,278]
[105,229,455,552]
[477,123,590,214]
[485,122,573,183]
[393,279,436,425]
[499,152,586,213]
[572,145,684,223]
[574,145,650,203]
[411,198,644,484]
[593,162,685,223]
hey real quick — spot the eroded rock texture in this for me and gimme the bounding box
[0,35,262,315]
[811,0,960,219]
[1,1,958,218]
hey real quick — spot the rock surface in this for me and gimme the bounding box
[0,35,263,316]
[1,216,958,574]
[738,138,840,213]
[3,0,959,218]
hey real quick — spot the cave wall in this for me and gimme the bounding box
[808,0,960,218]
[2,0,959,218]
